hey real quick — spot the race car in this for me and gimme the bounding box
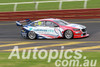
[16,18,89,39]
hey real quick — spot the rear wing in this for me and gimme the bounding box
[16,21,23,26]
[16,19,32,26]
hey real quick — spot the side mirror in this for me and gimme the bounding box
[54,24,59,27]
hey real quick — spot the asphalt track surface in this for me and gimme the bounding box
[0,19,100,52]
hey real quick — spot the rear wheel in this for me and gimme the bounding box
[28,31,36,40]
[64,30,73,39]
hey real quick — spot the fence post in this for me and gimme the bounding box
[35,2,39,10]
[59,1,62,10]
[84,0,88,9]
[14,3,17,12]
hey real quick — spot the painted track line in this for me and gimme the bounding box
[71,45,100,50]
[0,42,35,47]
[0,23,15,25]
[0,41,100,43]
[2,42,86,51]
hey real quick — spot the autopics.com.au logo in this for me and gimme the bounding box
[8,46,97,67]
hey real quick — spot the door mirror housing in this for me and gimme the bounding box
[54,24,59,27]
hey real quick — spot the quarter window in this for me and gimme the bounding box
[30,21,45,26]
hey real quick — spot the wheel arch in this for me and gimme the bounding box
[63,29,74,38]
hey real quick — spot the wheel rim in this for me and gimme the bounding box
[28,31,36,39]
[65,30,73,39]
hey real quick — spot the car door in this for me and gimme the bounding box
[28,21,46,35]
[43,21,63,38]
[32,21,57,39]
[27,21,63,39]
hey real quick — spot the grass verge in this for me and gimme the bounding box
[0,0,100,12]
[0,51,100,67]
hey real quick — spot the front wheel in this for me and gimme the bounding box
[64,30,73,39]
[28,31,36,40]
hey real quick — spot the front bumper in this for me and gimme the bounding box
[74,33,89,38]
[72,27,90,38]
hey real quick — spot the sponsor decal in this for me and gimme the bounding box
[21,30,27,37]
[34,29,54,33]
[54,28,62,37]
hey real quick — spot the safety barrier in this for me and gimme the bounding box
[0,8,100,21]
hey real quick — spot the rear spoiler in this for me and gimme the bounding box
[16,21,23,26]
[16,19,31,26]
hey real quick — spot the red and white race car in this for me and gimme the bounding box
[16,18,89,39]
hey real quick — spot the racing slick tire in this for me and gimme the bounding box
[28,31,36,40]
[64,30,73,39]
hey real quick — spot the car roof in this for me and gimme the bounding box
[38,18,60,21]
[33,18,63,23]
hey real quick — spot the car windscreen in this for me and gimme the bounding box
[54,20,69,26]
